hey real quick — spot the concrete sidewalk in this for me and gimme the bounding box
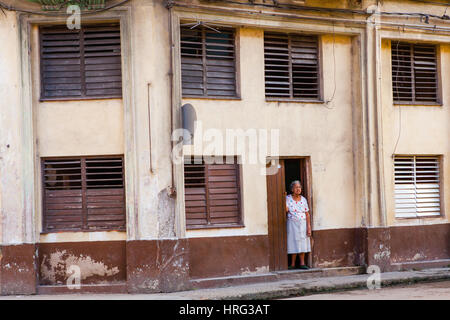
[1,267,449,300]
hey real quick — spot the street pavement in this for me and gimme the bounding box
[284,280,450,300]
[0,267,449,300]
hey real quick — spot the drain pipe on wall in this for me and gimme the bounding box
[167,1,188,238]
[365,3,387,228]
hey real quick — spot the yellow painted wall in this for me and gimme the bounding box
[0,10,26,244]
[184,29,358,237]
[381,39,450,227]
[36,100,124,157]
[0,0,449,245]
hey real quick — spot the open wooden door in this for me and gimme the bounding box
[267,157,313,270]
[266,159,287,271]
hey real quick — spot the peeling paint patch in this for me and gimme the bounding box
[412,253,425,261]
[40,250,120,285]
[137,279,159,290]
[373,249,391,261]
[316,258,345,268]
[240,266,269,276]
[157,188,176,238]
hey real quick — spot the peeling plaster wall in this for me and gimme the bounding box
[40,250,120,285]
[127,239,190,293]
[0,10,26,245]
[38,241,126,285]
[126,0,176,240]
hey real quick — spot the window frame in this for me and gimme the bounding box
[180,24,240,99]
[39,23,123,101]
[41,154,126,233]
[183,157,244,230]
[393,155,444,219]
[391,41,442,106]
[264,31,323,102]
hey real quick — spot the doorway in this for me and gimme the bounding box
[266,157,313,271]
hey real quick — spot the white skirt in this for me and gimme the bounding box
[286,218,311,254]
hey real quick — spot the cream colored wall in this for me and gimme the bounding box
[28,24,125,242]
[0,10,26,245]
[1,0,449,245]
[129,0,176,240]
[380,0,448,17]
[381,39,450,227]
[28,0,176,242]
[29,25,124,157]
[37,100,124,157]
[39,231,126,243]
[0,1,177,244]
[184,29,358,237]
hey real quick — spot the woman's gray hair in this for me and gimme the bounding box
[290,180,302,192]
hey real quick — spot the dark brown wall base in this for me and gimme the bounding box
[0,244,37,295]
[1,223,449,295]
[312,228,366,268]
[390,223,450,263]
[313,224,449,272]
[127,239,190,293]
[188,235,270,279]
[365,227,391,272]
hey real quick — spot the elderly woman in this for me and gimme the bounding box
[286,180,311,270]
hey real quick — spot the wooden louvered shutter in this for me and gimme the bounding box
[43,156,126,232]
[40,24,122,100]
[83,25,122,97]
[392,42,438,104]
[394,156,441,218]
[85,157,126,230]
[184,162,208,227]
[264,32,320,100]
[184,160,242,229]
[43,158,83,231]
[180,26,237,98]
[207,163,242,225]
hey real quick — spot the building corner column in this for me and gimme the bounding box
[361,4,392,273]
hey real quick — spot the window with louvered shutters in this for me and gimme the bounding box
[392,42,439,104]
[40,24,122,100]
[42,156,125,232]
[394,156,441,218]
[184,159,242,229]
[180,25,237,98]
[264,32,320,100]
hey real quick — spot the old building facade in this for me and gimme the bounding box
[0,0,448,294]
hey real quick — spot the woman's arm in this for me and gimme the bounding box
[306,211,312,237]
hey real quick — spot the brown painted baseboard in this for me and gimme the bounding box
[0,244,37,295]
[1,223,449,295]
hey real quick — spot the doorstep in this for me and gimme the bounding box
[390,259,450,272]
[190,266,365,289]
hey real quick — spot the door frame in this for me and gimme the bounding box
[266,156,313,271]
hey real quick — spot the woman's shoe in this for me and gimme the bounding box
[299,265,309,270]
[288,266,295,270]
